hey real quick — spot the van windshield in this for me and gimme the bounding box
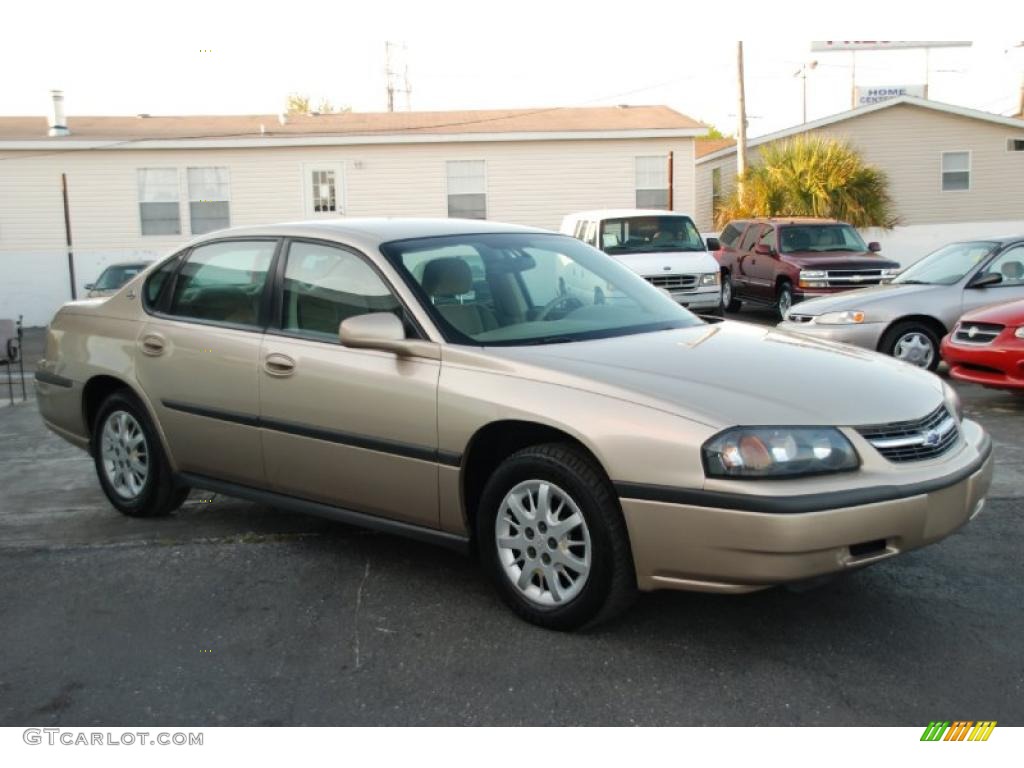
[600,216,706,254]
[381,232,701,347]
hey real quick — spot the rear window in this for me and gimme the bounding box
[718,222,744,248]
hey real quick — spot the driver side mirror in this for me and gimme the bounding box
[84,283,95,290]
[867,242,881,253]
[967,271,1003,289]
[705,237,721,252]
[753,243,775,257]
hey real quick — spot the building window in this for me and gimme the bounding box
[711,167,723,219]
[635,156,669,209]
[941,151,970,191]
[1008,138,1024,152]
[188,167,231,235]
[446,160,486,219]
[137,168,181,236]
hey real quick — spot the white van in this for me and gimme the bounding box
[560,209,722,314]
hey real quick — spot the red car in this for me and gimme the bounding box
[941,299,1024,391]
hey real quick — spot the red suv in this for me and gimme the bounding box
[713,218,901,319]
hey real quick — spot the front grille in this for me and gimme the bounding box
[820,269,893,287]
[646,274,697,291]
[856,404,959,463]
[954,321,1004,345]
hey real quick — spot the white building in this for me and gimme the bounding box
[0,97,705,325]
[694,96,1024,267]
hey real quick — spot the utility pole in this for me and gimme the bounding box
[736,41,748,201]
[794,60,818,123]
[385,41,412,112]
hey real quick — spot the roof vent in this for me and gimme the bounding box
[48,90,70,137]
[137,113,151,119]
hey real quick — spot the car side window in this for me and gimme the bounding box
[282,241,401,340]
[982,245,1024,287]
[758,227,777,252]
[737,224,763,252]
[167,240,276,326]
[143,255,183,311]
[719,223,742,248]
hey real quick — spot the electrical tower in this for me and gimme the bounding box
[385,42,412,112]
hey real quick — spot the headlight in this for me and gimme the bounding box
[799,269,828,289]
[816,310,866,325]
[703,427,860,479]
[880,268,900,282]
[1015,327,1024,339]
[700,272,721,287]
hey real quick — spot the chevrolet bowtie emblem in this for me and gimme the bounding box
[968,326,978,338]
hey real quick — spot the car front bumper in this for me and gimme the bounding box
[618,421,993,594]
[670,288,721,311]
[941,335,1024,391]
[776,319,887,351]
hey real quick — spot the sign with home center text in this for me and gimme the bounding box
[856,85,926,106]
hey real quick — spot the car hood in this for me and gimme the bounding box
[789,283,944,316]
[611,250,719,277]
[485,320,944,428]
[781,252,900,270]
[960,297,1024,325]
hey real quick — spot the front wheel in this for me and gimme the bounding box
[776,281,794,321]
[880,321,941,371]
[92,390,188,517]
[477,443,636,630]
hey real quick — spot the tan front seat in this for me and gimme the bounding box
[422,258,497,337]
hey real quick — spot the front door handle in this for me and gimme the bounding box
[263,353,296,377]
[140,333,166,356]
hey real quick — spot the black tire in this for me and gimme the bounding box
[880,320,942,372]
[91,390,188,517]
[476,443,636,631]
[722,271,741,312]
[776,281,794,321]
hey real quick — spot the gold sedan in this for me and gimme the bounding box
[35,220,993,629]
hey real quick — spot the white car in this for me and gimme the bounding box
[561,209,722,314]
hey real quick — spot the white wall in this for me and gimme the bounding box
[864,220,1024,269]
[1,136,696,326]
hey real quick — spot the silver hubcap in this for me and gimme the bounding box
[778,289,792,318]
[893,332,935,368]
[495,480,591,606]
[100,410,149,499]
[722,279,732,306]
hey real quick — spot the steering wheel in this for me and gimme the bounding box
[535,294,584,321]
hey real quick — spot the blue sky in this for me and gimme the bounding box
[3,1,1021,137]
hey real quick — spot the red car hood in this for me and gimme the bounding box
[960,298,1024,325]
[781,252,900,270]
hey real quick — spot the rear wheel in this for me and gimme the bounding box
[477,443,636,630]
[92,390,188,517]
[881,321,941,371]
[721,272,741,312]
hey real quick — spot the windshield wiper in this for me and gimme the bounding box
[519,335,577,346]
[894,279,930,285]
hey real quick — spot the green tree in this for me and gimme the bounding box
[715,135,898,229]
[701,122,730,140]
[286,93,311,114]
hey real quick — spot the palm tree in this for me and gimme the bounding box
[715,135,898,229]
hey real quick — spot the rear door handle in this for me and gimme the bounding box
[140,333,166,356]
[263,353,296,377]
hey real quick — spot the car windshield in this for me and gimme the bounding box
[94,264,146,290]
[778,224,867,253]
[382,232,701,346]
[600,216,706,254]
[893,241,998,286]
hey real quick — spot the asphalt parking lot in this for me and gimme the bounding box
[1,316,1021,726]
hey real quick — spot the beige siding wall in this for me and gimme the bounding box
[695,103,1024,231]
[0,136,694,324]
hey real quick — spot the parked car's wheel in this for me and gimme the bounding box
[881,321,941,371]
[722,272,741,312]
[91,390,188,517]
[776,281,794,320]
[477,443,636,630]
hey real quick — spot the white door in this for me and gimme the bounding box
[302,163,345,218]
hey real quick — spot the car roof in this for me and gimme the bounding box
[565,209,697,220]
[190,218,557,248]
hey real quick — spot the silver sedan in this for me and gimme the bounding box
[777,236,1024,370]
